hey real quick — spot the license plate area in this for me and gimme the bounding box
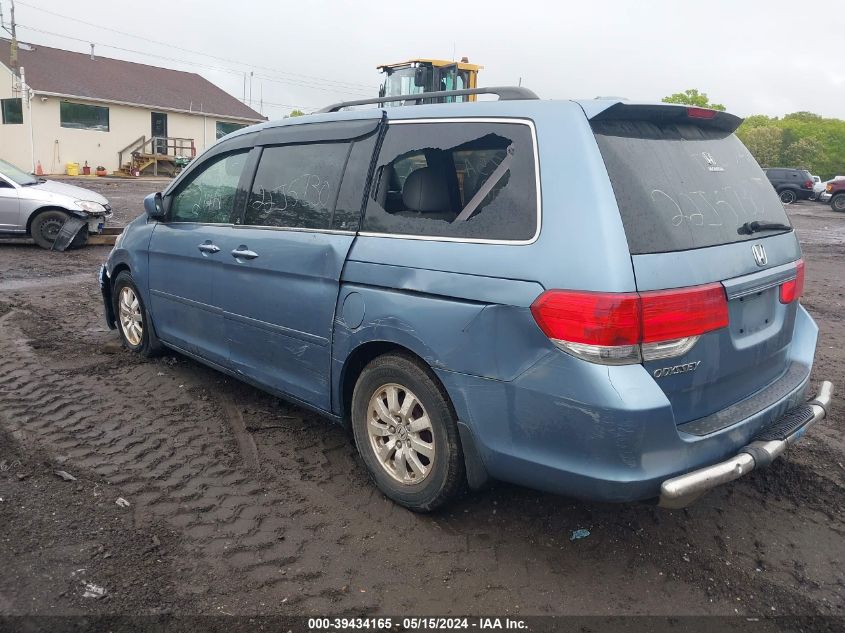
[731,289,774,336]
[87,217,105,234]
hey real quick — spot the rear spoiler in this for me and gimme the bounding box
[588,102,743,133]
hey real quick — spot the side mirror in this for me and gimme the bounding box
[144,192,168,220]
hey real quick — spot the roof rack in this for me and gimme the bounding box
[318,86,539,113]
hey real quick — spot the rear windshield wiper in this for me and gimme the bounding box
[738,221,792,235]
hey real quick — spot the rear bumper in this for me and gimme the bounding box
[659,381,833,507]
[438,305,822,504]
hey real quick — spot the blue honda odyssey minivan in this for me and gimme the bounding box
[100,88,833,511]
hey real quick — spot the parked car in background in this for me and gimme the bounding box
[826,179,845,211]
[100,91,832,511]
[0,159,112,249]
[819,176,845,202]
[811,175,824,200]
[764,168,814,204]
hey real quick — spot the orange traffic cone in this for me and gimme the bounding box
[35,161,44,176]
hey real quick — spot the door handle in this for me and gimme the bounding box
[197,242,220,254]
[231,247,258,260]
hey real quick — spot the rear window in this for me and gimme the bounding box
[593,120,791,254]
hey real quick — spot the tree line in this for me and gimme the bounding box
[662,89,845,180]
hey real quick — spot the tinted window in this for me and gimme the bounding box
[245,143,351,229]
[60,101,109,131]
[170,151,248,223]
[332,134,378,231]
[1,98,23,124]
[593,120,791,255]
[362,122,538,241]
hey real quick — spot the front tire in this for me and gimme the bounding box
[351,353,465,512]
[779,189,797,205]
[831,193,845,212]
[30,209,70,250]
[111,271,160,357]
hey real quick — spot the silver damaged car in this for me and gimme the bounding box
[0,159,112,249]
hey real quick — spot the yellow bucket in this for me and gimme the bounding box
[66,162,80,176]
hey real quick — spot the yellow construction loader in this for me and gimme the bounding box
[377,58,482,103]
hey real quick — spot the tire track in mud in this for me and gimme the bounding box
[0,312,367,610]
[0,310,473,613]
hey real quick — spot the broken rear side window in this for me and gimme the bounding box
[362,121,538,241]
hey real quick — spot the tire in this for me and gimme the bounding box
[30,209,73,250]
[111,271,161,357]
[351,353,465,512]
[779,189,797,205]
[831,193,845,213]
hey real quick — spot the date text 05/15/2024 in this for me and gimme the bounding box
[307,617,528,630]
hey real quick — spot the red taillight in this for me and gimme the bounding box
[779,259,805,303]
[803,180,813,189]
[640,283,729,343]
[530,291,640,346]
[687,107,717,120]
[530,284,729,364]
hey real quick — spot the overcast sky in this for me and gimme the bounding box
[5,0,844,120]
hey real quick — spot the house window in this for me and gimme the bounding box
[216,121,246,139]
[1,98,23,124]
[60,101,109,131]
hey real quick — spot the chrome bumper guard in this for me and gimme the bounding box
[659,381,834,508]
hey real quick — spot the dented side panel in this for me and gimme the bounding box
[330,271,553,415]
[216,228,358,412]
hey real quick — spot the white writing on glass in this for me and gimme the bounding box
[251,173,331,214]
[650,180,771,229]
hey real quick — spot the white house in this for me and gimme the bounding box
[0,38,265,175]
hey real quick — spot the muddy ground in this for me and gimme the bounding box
[0,181,843,619]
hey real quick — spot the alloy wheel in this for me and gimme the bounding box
[118,286,143,346]
[367,383,435,485]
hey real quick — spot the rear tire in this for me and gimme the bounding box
[111,271,161,357]
[831,193,845,212]
[351,353,465,512]
[779,189,797,205]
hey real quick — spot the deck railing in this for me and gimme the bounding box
[118,136,197,172]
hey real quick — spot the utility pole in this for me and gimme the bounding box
[8,0,17,72]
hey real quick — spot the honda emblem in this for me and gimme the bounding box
[752,244,767,267]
